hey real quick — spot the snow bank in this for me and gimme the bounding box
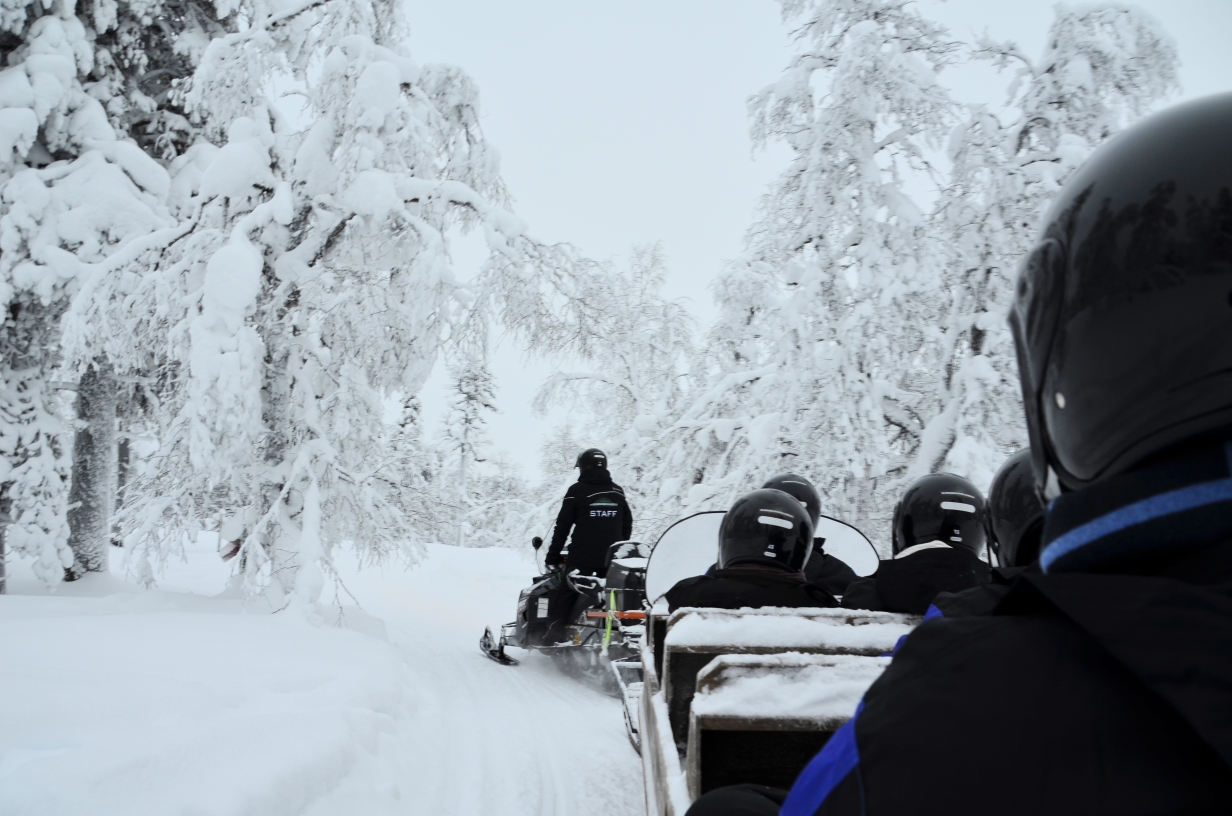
[0,541,642,816]
[0,585,407,815]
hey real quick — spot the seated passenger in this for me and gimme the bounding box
[664,489,838,612]
[934,450,1044,617]
[985,449,1044,570]
[762,473,858,597]
[841,473,991,614]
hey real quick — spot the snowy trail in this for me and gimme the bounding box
[306,544,644,816]
[0,542,643,815]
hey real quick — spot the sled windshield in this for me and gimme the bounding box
[644,511,727,603]
[644,511,880,603]
[812,516,880,577]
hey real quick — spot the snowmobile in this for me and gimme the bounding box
[480,536,651,693]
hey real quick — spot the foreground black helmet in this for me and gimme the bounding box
[761,473,821,526]
[986,451,1045,568]
[1010,93,1232,496]
[575,448,607,470]
[718,488,814,571]
[892,473,986,557]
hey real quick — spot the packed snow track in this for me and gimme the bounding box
[309,545,644,816]
[0,543,643,816]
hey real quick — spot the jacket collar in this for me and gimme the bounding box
[894,541,952,559]
[578,467,614,485]
[1041,440,1232,574]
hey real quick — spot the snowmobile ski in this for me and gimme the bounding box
[480,626,519,666]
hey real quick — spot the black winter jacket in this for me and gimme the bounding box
[547,468,632,575]
[840,545,991,614]
[932,564,1032,617]
[785,555,1232,815]
[803,544,859,597]
[780,442,1232,816]
[665,567,838,612]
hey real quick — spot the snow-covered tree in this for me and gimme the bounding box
[538,423,583,490]
[0,3,180,583]
[61,0,591,599]
[924,4,1179,484]
[455,453,540,549]
[534,245,693,434]
[621,2,1179,547]
[83,0,230,159]
[441,354,497,545]
[632,0,962,542]
[373,394,444,547]
[532,244,694,537]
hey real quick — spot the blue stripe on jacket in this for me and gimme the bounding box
[780,701,864,816]
[784,604,942,813]
[883,604,941,656]
[1041,475,1232,572]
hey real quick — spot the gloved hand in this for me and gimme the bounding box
[544,555,562,571]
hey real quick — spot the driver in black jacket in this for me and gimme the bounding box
[545,448,633,576]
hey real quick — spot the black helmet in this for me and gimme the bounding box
[718,488,815,571]
[1009,93,1232,496]
[575,448,607,470]
[761,473,821,526]
[985,451,1045,568]
[892,473,986,557]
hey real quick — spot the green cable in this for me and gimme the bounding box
[603,589,616,653]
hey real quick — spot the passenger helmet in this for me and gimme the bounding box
[892,473,986,557]
[761,473,821,526]
[985,451,1045,568]
[575,448,607,470]
[1009,93,1232,496]
[718,489,815,571]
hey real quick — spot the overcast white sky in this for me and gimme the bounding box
[404,0,1232,481]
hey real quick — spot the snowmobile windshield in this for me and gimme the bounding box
[813,516,880,576]
[645,511,727,603]
[644,511,879,602]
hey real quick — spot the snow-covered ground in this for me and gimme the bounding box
[0,541,642,815]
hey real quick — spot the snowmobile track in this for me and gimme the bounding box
[311,545,642,816]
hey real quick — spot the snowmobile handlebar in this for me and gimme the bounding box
[565,571,604,596]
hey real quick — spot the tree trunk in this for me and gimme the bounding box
[0,497,8,594]
[112,436,129,547]
[456,427,468,548]
[66,363,117,580]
